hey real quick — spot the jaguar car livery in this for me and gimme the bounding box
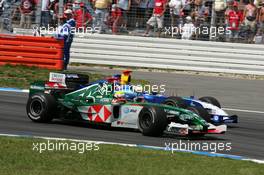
[26,72,227,137]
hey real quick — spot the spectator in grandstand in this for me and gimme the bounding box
[258,1,264,31]
[181,15,195,39]
[225,1,242,42]
[253,1,264,43]
[64,1,73,11]
[73,0,81,11]
[117,0,131,32]
[192,2,207,20]
[195,1,210,22]
[94,0,112,33]
[244,0,258,43]
[0,0,4,31]
[78,0,95,17]
[0,0,3,14]
[56,9,76,70]
[214,0,227,27]
[48,0,59,27]
[11,0,21,23]
[194,0,203,11]
[169,0,184,28]
[41,0,50,27]
[74,2,92,30]
[137,0,148,29]
[147,0,155,17]
[127,0,139,29]
[182,0,192,18]
[192,2,210,40]
[110,4,122,34]
[0,0,17,32]
[19,0,35,29]
[143,0,167,37]
[254,26,264,43]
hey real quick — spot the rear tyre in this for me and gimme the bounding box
[187,106,211,122]
[163,96,187,108]
[26,93,57,123]
[138,106,168,136]
[199,96,221,108]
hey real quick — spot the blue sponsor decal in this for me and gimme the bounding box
[123,107,130,114]
[123,107,137,114]
[130,109,137,113]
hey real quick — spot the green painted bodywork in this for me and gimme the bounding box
[29,81,45,96]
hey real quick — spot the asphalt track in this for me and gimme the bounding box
[0,68,264,159]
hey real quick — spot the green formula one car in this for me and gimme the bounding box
[26,73,227,137]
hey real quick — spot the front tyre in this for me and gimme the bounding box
[199,96,221,108]
[187,106,211,122]
[163,96,187,108]
[26,93,57,123]
[138,106,168,137]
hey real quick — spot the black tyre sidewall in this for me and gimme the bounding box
[199,96,221,108]
[26,93,56,122]
[187,106,211,122]
[138,106,167,136]
[163,96,187,108]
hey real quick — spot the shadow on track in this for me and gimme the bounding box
[40,119,227,141]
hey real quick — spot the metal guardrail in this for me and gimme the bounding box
[71,34,264,75]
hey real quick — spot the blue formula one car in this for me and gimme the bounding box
[112,72,238,125]
[138,95,238,125]
[114,88,238,125]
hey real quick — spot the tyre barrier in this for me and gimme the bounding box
[0,34,64,70]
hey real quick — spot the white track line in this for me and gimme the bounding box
[243,159,264,164]
[223,108,264,114]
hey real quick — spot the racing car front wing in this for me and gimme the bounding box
[166,122,227,136]
[211,115,238,124]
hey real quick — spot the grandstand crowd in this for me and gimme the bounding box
[0,0,264,43]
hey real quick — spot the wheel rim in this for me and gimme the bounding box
[30,99,43,117]
[140,112,152,129]
[165,101,177,107]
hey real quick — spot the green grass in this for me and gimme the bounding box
[0,65,51,89]
[0,65,148,89]
[0,136,263,175]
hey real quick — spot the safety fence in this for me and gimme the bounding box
[1,0,263,44]
[0,34,64,70]
[71,34,264,75]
